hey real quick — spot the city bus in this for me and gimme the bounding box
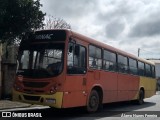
[13,29,157,112]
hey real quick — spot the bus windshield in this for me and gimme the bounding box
[17,43,64,78]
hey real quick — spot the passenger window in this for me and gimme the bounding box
[129,58,138,75]
[138,61,145,76]
[103,50,117,72]
[151,66,155,78]
[118,55,129,73]
[145,64,152,77]
[67,41,86,74]
[89,45,102,69]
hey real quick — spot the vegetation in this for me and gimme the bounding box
[0,0,45,44]
[42,15,71,30]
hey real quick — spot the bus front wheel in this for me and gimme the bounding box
[87,90,100,112]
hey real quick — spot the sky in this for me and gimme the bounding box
[40,0,160,59]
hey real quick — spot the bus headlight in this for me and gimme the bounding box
[50,83,61,94]
[50,86,57,94]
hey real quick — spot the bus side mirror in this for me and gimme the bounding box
[75,45,80,56]
[16,60,19,73]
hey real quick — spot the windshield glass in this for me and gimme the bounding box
[17,43,64,78]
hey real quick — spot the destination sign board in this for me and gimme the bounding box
[34,30,66,41]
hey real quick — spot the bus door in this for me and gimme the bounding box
[63,40,87,108]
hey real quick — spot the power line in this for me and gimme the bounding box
[138,48,160,58]
[140,48,158,54]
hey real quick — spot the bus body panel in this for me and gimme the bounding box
[87,68,140,103]
[14,73,66,94]
[99,71,118,103]
[139,77,156,98]
[62,74,87,108]
[13,89,63,108]
[117,73,139,101]
[61,36,88,108]
[62,91,87,108]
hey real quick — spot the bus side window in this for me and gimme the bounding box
[103,50,117,72]
[138,61,145,76]
[67,42,74,67]
[89,45,102,69]
[151,66,155,78]
[129,58,138,75]
[118,55,129,73]
[67,42,86,74]
[145,64,152,77]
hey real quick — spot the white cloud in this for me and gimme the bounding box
[40,0,160,58]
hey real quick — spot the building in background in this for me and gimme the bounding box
[147,59,160,91]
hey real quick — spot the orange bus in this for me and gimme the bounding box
[13,29,157,112]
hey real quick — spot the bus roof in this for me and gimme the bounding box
[34,29,154,66]
[69,30,154,66]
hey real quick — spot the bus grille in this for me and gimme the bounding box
[23,95,40,101]
[23,81,49,88]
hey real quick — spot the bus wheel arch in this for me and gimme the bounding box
[137,87,145,105]
[86,86,103,112]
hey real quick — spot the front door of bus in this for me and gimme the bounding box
[63,41,87,108]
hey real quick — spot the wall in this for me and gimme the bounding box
[155,63,160,91]
[1,64,16,99]
[155,63,160,78]
[0,44,2,98]
[145,59,160,91]
[1,45,17,99]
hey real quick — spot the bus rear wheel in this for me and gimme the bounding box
[136,89,144,105]
[87,90,100,112]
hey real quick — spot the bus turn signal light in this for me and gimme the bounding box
[14,84,21,91]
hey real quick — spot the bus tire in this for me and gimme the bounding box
[87,90,100,112]
[136,89,144,105]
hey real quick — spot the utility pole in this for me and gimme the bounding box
[138,48,140,57]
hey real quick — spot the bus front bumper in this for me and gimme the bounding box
[12,89,63,108]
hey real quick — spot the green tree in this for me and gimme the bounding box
[0,0,45,44]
